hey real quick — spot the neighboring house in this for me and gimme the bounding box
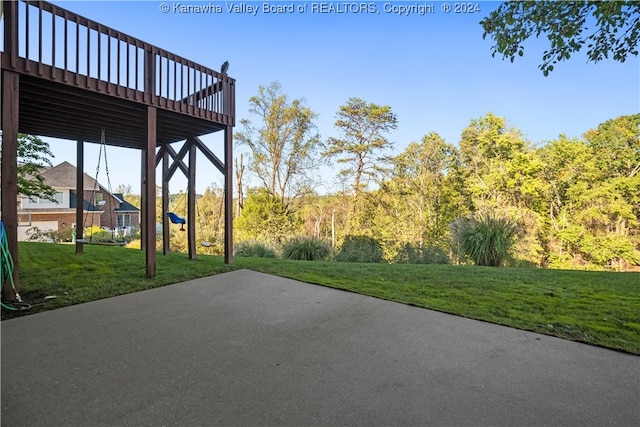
[17,161,140,241]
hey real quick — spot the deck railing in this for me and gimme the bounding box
[1,0,234,125]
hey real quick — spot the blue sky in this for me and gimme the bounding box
[43,0,639,194]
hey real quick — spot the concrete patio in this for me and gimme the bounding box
[2,269,638,426]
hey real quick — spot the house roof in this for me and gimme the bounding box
[69,191,101,212]
[40,161,101,191]
[113,194,140,212]
[21,162,139,213]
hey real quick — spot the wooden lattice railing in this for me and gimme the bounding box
[1,0,234,125]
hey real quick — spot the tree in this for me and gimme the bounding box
[584,114,640,179]
[234,188,301,245]
[3,133,56,201]
[236,82,321,211]
[377,133,462,254]
[115,184,133,196]
[481,1,640,75]
[538,122,640,270]
[459,113,529,209]
[323,98,398,195]
[458,113,547,265]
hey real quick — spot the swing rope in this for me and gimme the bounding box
[80,129,123,244]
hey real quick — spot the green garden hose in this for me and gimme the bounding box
[1,221,31,311]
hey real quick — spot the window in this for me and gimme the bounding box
[95,193,103,203]
[54,192,63,204]
[117,214,131,228]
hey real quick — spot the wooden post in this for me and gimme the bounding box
[143,47,155,104]
[144,106,157,277]
[140,150,146,250]
[3,0,17,70]
[75,139,84,253]
[224,125,233,264]
[162,149,170,255]
[1,70,20,300]
[187,138,197,259]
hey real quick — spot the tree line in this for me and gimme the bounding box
[228,82,639,270]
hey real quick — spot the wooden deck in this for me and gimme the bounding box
[1,0,235,298]
[2,0,235,147]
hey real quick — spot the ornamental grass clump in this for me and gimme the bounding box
[234,240,278,258]
[282,237,333,261]
[451,213,519,267]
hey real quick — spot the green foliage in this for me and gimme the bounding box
[234,240,278,258]
[451,213,520,267]
[336,235,384,263]
[281,237,333,261]
[481,1,640,75]
[393,243,450,265]
[26,226,73,243]
[234,188,301,244]
[84,225,114,242]
[379,133,464,251]
[584,114,640,179]
[4,134,57,201]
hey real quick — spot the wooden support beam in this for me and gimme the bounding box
[187,139,197,259]
[224,125,234,264]
[1,70,20,300]
[162,149,170,255]
[193,136,225,174]
[166,142,190,180]
[155,144,165,167]
[145,106,157,277]
[75,138,84,253]
[140,150,146,251]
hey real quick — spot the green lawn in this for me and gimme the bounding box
[5,242,640,355]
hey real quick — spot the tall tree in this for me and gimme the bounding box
[481,1,640,75]
[458,113,546,265]
[538,119,640,270]
[236,82,321,211]
[323,98,398,195]
[584,114,640,179]
[383,132,460,248]
[459,113,529,209]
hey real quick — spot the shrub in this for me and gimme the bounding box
[394,243,450,264]
[234,240,278,258]
[282,237,333,261]
[26,226,74,243]
[450,213,519,267]
[336,235,384,263]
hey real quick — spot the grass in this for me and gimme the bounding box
[5,242,640,355]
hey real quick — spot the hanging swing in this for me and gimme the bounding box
[167,189,187,231]
[76,129,126,246]
[166,212,186,231]
[200,188,224,248]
